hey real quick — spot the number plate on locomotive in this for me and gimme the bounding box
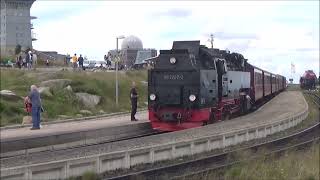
[163,74,184,80]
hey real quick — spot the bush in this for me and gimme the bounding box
[82,171,98,180]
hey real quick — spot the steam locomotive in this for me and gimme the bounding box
[148,41,286,131]
[299,70,317,90]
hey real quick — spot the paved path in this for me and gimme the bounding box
[0,111,148,140]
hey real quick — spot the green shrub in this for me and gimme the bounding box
[82,171,98,180]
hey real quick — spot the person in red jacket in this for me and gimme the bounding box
[24,96,32,114]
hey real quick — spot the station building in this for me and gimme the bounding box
[0,0,37,57]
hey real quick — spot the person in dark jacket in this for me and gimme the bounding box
[130,81,138,121]
[16,54,22,69]
[78,54,84,70]
[25,51,30,69]
[27,85,42,130]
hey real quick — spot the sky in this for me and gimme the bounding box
[30,1,319,83]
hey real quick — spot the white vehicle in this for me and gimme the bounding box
[83,60,96,68]
[94,61,108,68]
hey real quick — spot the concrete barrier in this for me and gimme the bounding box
[0,100,308,180]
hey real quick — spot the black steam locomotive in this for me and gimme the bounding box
[148,41,286,131]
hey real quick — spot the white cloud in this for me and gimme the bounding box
[31,1,319,83]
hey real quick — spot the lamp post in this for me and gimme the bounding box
[116,35,125,106]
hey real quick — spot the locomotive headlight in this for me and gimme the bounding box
[149,94,156,101]
[169,57,177,64]
[189,94,196,102]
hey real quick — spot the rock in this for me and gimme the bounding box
[65,85,73,92]
[76,93,101,107]
[57,115,71,119]
[99,110,105,114]
[38,87,52,97]
[79,110,93,115]
[22,116,32,125]
[40,79,72,89]
[0,90,23,101]
[141,81,148,85]
[76,114,83,117]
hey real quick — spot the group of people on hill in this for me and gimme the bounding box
[15,50,38,70]
[70,53,85,70]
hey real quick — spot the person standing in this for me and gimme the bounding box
[46,59,50,67]
[28,51,33,69]
[16,54,22,69]
[104,54,109,69]
[130,81,138,121]
[72,54,78,70]
[25,51,30,70]
[65,54,71,65]
[27,85,42,130]
[32,51,37,70]
[78,54,84,70]
[18,54,22,69]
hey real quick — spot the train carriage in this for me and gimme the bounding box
[253,68,264,102]
[263,72,272,96]
[271,74,276,94]
[275,75,278,93]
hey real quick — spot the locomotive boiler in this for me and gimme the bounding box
[148,41,286,131]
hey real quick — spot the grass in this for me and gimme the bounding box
[68,171,99,180]
[222,143,319,180]
[0,69,148,126]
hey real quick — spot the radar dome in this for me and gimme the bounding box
[121,35,143,50]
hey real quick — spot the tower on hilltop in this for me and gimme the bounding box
[0,0,36,57]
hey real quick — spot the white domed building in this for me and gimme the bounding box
[107,35,157,69]
[121,35,143,50]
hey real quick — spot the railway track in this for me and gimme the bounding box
[0,130,164,166]
[303,90,320,107]
[105,122,319,180]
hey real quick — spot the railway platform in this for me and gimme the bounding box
[1,111,148,141]
[0,111,150,154]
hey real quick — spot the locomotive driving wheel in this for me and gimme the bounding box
[222,111,231,121]
[208,112,216,124]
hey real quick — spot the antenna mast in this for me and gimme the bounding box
[208,33,214,48]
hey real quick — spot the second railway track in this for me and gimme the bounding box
[304,90,320,107]
[105,122,319,180]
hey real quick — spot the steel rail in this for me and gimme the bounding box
[303,90,320,107]
[1,130,163,160]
